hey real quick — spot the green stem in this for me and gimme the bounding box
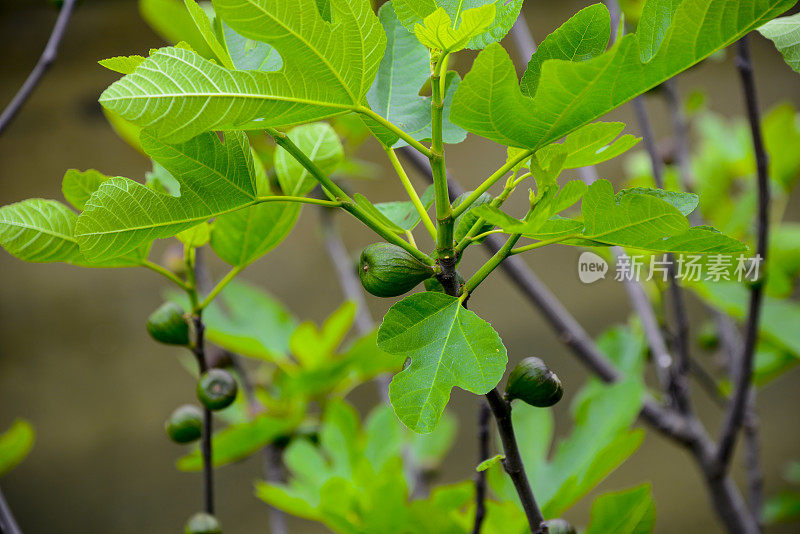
[356,107,433,158]
[453,171,528,254]
[509,234,580,255]
[184,246,200,311]
[140,259,189,290]
[255,195,343,208]
[463,234,521,295]
[430,57,454,259]
[341,202,435,265]
[197,265,243,311]
[267,127,350,200]
[267,127,433,266]
[385,147,437,240]
[451,149,535,219]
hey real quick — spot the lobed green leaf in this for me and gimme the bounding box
[378,292,507,433]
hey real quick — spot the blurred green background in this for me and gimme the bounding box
[0,0,798,532]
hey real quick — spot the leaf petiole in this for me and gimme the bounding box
[140,259,190,290]
[197,265,244,311]
[451,149,535,219]
[385,147,437,240]
[355,107,433,158]
[508,234,581,255]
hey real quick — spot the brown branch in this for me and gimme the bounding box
[0,0,77,136]
[191,314,214,515]
[714,35,769,475]
[472,401,491,534]
[485,389,545,533]
[0,484,23,534]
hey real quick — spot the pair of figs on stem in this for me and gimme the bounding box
[164,369,238,443]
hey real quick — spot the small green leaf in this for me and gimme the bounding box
[98,55,146,75]
[176,221,211,247]
[0,419,35,477]
[393,0,523,50]
[520,4,610,97]
[374,185,435,232]
[616,187,699,216]
[183,0,234,68]
[582,181,745,253]
[291,302,357,369]
[759,12,800,74]
[378,292,507,433]
[0,199,82,263]
[414,5,496,54]
[559,122,641,169]
[274,123,344,197]
[139,0,216,58]
[477,454,504,472]
[211,203,300,267]
[218,18,282,71]
[585,484,656,534]
[62,169,111,211]
[366,3,465,147]
[637,0,681,63]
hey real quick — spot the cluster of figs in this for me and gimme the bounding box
[146,301,235,534]
[143,231,566,533]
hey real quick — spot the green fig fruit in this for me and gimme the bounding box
[146,302,190,346]
[197,369,238,411]
[544,518,576,534]
[358,243,434,297]
[505,357,563,407]
[165,405,203,444]
[184,512,222,534]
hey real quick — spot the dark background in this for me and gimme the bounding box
[1,1,799,532]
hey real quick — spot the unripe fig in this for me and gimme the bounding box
[358,243,434,297]
[184,512,222,534]
[146,302,190,346]
[165,404,203,444]
[544,518,576,534]
[505,357,563,407]
[197,369,238,411]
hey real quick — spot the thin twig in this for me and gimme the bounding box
[744,393,764,526]
[472,401,491,534]
[485,390,545,533]
[632,87,694,415]
[715,36,769,475]
[319,208,374,335]
[604,0,621,46]
[0,0,77,136]
[614,248,674,394]
[510,16,537,63]
[632,96,665,188]
[661,79,696,198]
[0,484,23,534]
[191,314,214,515]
